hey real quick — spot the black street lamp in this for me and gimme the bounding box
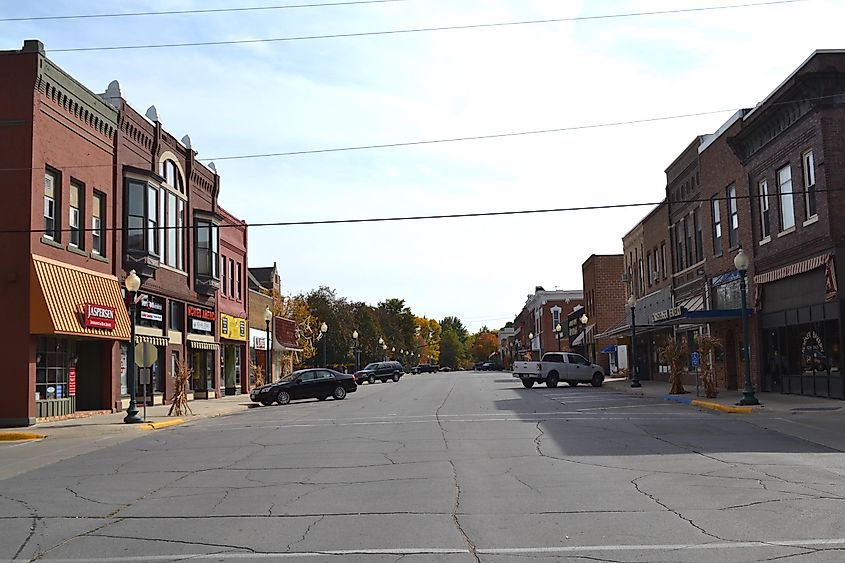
[555,323,563,351]
[628,294,641,388]
[353,330,360,372]
[321,322,328,367]
[123,270,142,424]
[735,248,760,405]
[580,313,589,360]
[263,306,273,383]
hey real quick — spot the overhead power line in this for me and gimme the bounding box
[0,188,838,235]
[1,91,842,174]
[0,0,408,22]
[46,0,806,53]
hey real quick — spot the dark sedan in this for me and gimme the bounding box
[250,368,357,406]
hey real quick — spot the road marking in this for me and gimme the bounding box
[30,538,845,561]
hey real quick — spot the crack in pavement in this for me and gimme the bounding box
[89,532,259,554]
[286,515,325,551]
[0,493,39,561]
[630,475,724,541]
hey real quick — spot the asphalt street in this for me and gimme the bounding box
[3,371,845,562]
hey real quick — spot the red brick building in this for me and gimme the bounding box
[0,41,129,426]
[217,207,249,395]
[581,254,625,373]
[513,287,583,360]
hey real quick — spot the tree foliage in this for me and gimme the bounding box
[470,331,499,362]
[441,316,468,343]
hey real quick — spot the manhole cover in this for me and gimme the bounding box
[791,407,842,412]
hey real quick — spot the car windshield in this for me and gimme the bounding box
[362,363,379,370]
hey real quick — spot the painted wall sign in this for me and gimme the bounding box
[83,303,116,330]
[652,306,683,323]
[220,314,247,341]
[187,306,216,321]
[68,367,77,396]
[191,318,213,333]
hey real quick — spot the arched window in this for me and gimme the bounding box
[160,159,184,193]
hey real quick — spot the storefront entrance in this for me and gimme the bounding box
[221,344,242,395]
[190,348,216,399]
[35,336,110,417]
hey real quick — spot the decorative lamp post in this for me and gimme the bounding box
[123,270,142,424]
[628,294,641,388]
[528,332,534,360]
[352,330,360,372]
[580,313,589,360]
[555,323,563,351]
[382,343,387,361]
[391,346,395,360]
[263,306,273,382]
[735,248,759,405]
[320,322,328,367]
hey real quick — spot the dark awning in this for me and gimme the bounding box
[652,307,754,326]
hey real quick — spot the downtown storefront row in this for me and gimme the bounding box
[9,254,253,426]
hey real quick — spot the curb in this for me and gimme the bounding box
[663,395,753,414]
[143,418,185,430]
[0,432,45,441]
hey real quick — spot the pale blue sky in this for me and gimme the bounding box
[3,0,842,331]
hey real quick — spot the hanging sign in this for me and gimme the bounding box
[68,367,77,396]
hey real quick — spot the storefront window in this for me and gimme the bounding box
[36,337,75,401]
[120,343,128,395]
[169,301,184,331]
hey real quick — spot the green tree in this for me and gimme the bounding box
[439,328,463,369]
[470,331,499,362]
[440,316,468,343]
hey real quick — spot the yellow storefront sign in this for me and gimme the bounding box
[220,313,247,341]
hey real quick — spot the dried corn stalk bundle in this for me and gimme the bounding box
[168,359,194,417]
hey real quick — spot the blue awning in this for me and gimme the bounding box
[601,345,617,354]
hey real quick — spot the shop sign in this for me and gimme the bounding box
[83,303,116,330]
[68,367,77,397]
[187,305,215,334]
[191,318,213,332]
[275,317,297,347]
[652,306,683,323]
[220,313,247,341]
[139,294,164,324]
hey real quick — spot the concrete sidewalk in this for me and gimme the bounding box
[604,377,845,415]
[0,394,255,480]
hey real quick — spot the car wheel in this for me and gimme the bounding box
[522,379,535,388]
[333,386,347,400]
[566,381,578,387]
[546,371,559,388]
[260,400,273,407]
[276,390,291,405]
[591,372,604,387]
[392,372,401,382]
[368,374,375,384]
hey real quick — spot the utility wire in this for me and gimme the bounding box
[0,0,409,22]
[1,91,841,173]
[0,188,838,235]
[46,0,806,53]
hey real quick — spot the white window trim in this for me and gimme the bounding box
[803,215,819,227]
[803,149,817,221]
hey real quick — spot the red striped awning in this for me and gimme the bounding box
[753,253,837,301]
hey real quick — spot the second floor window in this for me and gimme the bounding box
[727,184,739,248]
[693,208,703,262]
[711,197,722,256]
[195,220,219,279]
[778,164,795,231]
[126,180,160,256]
[675,223,685,271]
[236,262,242,301]
[759,179,770,240]
[804,150,816,220]
[92,191,105,256]
[229,258,235,296]
[660,243,667,279]
[69,181,83,248]
[44,170,59,240]
[684,216,693,266]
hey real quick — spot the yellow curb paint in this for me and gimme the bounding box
[0,432,45,441]
[143,418,185,430]
[690,400,753,414]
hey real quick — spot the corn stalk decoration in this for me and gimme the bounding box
[696,334,721,399]
[660,336,690,394]
[168,359,194,417]
[251,362,265,388]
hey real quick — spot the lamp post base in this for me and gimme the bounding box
[738,392,760,406]
[123,403,143,424]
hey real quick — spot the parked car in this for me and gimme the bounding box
[476,361,503,371]
[412,363,439,374]
[250,368,357,406]
[355,361,404,384]
[439,366,453,372]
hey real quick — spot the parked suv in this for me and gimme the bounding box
[412,363,439,374]
[355,361,404,384]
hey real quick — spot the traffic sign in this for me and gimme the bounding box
[135,342,158,368]
[691,351,701,368]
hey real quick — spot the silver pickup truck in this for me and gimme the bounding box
[512,352,605,388]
